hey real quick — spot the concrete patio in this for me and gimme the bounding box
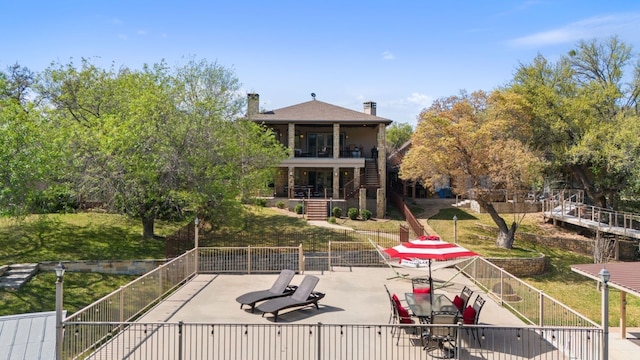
[122,265,638,359]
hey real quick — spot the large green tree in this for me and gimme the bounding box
[385,122,413,153]
[0,64,61,215]
[510,36,640,207]
[401,90,545,248]
[39,58,286,237]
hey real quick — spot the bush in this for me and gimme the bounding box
[327,216,336,224]
[332,207,342,218]
[347,208,359,220]
[276,201,286,209]
[254,198,267,207]
[294,204,304,214]
[361,209,372,220]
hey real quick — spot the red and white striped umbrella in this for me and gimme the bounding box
[383,236,478,261]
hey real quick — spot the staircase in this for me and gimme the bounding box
[0,263,39,289]
[305,200,328,221]
[363,159,379,187]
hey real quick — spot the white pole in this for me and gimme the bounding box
[55,275,64,359]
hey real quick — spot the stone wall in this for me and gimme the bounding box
[40,259,165,275]
[485,254,546,276]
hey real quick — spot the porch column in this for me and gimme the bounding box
[288,123,295,158]
[376,124,387,216]
[288,166,295,198]
[354,167,361,189]
[333,124,340,159]
[333,167,340,199]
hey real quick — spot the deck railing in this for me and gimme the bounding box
[456,257,599,328]
[62,251,197,359]
[62,245,602,359]
[63,322,601,360]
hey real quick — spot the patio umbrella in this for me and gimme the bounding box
[383,236,479,286]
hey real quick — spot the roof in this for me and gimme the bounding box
[571,262,640,298]
[250,99,393,125]
[0,311,63,360]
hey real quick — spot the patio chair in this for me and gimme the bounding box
[452,285,474,312]
[235,269,297,312]
[411,276,432,294]
[384,284,398,324]
[422,311,458,357]
[464,295,486,345]
[257,275,325,322]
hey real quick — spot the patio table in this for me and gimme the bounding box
[405,293,459,323]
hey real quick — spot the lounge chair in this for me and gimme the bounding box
[257,275,325,322]
[235,269,297,312]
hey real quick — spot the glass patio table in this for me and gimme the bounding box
[405,293,459,323]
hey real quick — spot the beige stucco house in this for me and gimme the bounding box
[247,93,392,218]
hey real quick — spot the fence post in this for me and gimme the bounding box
[328,241,332,272]
[539,290,545,327]
[299,244,304,274]
[178,321,183,360]
[317,322,322,360]
[247,246,251,274]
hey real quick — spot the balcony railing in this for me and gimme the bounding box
[64,322,601,360]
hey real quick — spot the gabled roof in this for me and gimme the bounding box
[250,100,392,125]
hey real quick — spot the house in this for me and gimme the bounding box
[247,93,392,218]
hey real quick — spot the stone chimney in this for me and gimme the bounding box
[363,101,377,116]
[247,93,259,117]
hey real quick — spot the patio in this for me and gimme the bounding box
[139,267,525,326]
[88,266,604,359]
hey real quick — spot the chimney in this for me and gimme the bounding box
[247,93,259,117]
[363,101,377,116]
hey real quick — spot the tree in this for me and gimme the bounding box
[39,58,287,237]
[385,122,413,153]
[400,90,545,248]
[510,37,640,208]
[0,64,61,215]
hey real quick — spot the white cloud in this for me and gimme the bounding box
[406,92,432,107]
[382,51,395,60]
[510,12,640,47]
[117,33,128,41]
[137,29,147,36]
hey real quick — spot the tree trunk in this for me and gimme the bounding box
[478,199,517,249]
[142,215,155,239]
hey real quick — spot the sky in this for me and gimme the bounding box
[3,1,640,127]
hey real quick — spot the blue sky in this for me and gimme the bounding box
[3,1,640,127]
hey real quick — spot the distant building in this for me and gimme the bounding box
[248,93,392,217]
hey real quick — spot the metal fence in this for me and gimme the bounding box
[457,257,599,328]
[62,245,603,359]
[63,251,197,359]
[65,322,602,360]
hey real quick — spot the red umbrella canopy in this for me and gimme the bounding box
[383,238,479,261]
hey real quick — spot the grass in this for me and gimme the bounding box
[0,213,186,317]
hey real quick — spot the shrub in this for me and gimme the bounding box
[347,208,359,220]
[294,204,304,214]
[332,207,342,218]
[361,209,372,220]
[327,216,336,224]
[276,201,286,209]
[254,198,267,207]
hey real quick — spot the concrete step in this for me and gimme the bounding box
[0,263,39,289]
